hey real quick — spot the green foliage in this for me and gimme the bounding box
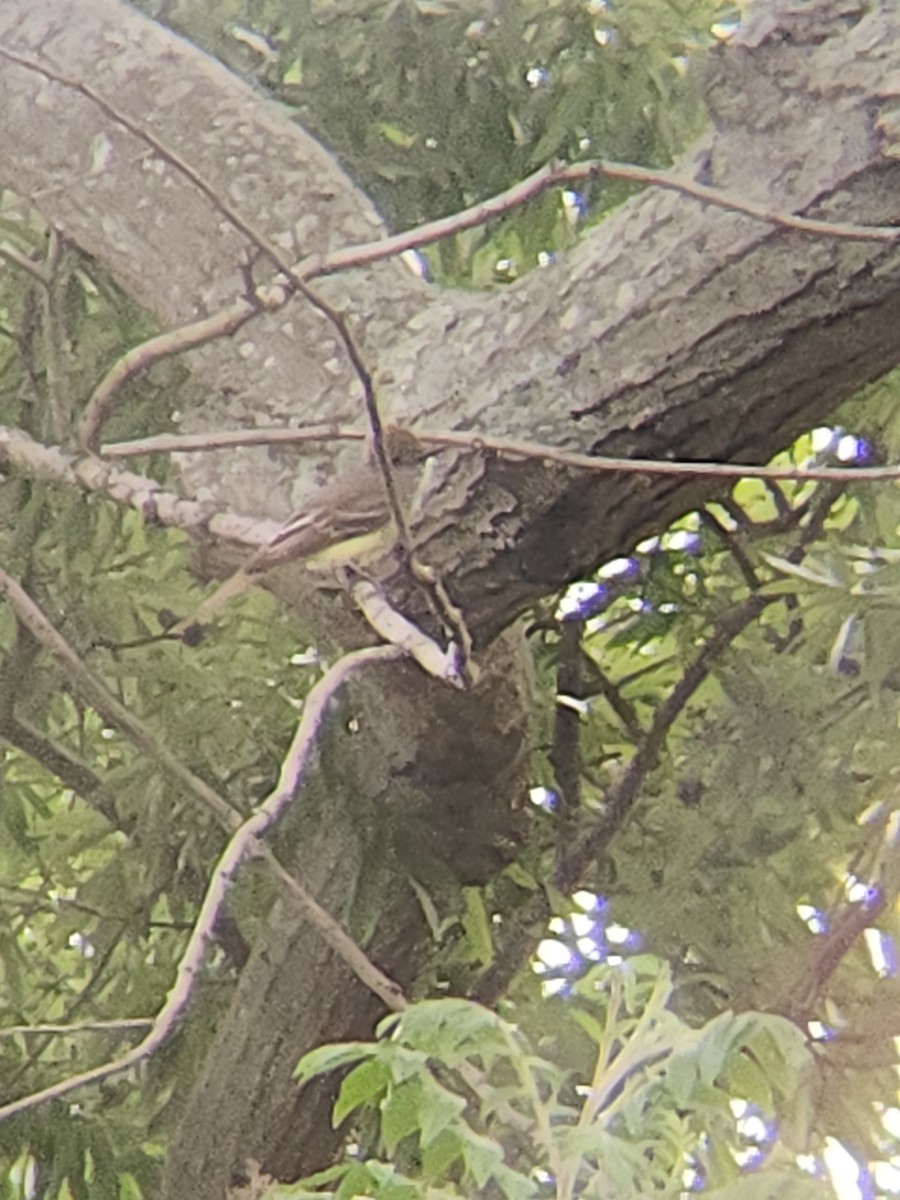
[292,957,820,1200]
[1,1,899,1196]
[0,191,185,447]
[518,411,900,1188]
[0,214,320,1188]
[135,0,725,280]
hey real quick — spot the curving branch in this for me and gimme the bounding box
[0,642,407,1122]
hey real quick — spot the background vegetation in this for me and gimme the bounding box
[1,1,899,1197]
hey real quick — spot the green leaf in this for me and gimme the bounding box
[333,1058,390,1125]
[282,57,302,86]
[420,1128,463,1180]
[503,862,539,889]
[460,1129,505,1189]
[461,888,494,966]
[381,1078,424,1156]
[418,1074,465,1148]
[720,1049,773,1112]
[734,1015,811,1100]
[696,1012,740,1087]
[377,122,417,149]
[294,1041,373,1085]
[759,551,845,589]
[570,1007,605,1046]
[381,1043,430,1085]
[334,1162,392,1200]
[665,1043,700,1108]
[280,1162,350,1195]
[115,1174,144,1200]
[391,998,508,1065]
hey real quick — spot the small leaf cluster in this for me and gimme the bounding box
[290,956,820,1200]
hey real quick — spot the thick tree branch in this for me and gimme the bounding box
[3,0,900,619]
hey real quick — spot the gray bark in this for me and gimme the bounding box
[1,0,899,1194]
[1,0,897,602]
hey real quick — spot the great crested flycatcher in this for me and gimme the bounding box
[175,427,427,636]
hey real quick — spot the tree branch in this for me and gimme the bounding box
[0,643,406,1123]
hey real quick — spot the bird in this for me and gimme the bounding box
[171,427,428,641]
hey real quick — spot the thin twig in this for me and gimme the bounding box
[352,580,462,685]
[423,432,900,484]
[0,423,281,550]
[0,567,241,829]
[0,1019,152,1039]
[42,228,71,440]
[575,655,644,743]
[551,620,584,817]
[699,508,760,590]
[785,886,887,1024]
[261,845,408,1014]
[102,424,900,484]
[555,591,774,891]
[0,712,118,825]
[0,240,50,285]
[100,424,367,458]
[297,158,899,280]
[80,296,271,450]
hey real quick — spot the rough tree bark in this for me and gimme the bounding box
[1,0,899,1194]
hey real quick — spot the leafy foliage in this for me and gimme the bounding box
[0,1,899,1197]
[135,0,724,280]
[292,958,822,1200]
[512,423,900,1186]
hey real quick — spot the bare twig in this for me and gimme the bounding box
[551,620,584,817]
[0,240,50,285]
[421,432,900,485]
[261,845,408,1014]
[79,295,275,450]
[100,424,368,459]
[352,580,463,685]
[575,655,644,744]
[0,711,117,824]
[555,591,775,892]
[784,886,887,1024]
[297,157,899,280]
[236,644,409,1015]
[699,508,760,591]
[102,424,900,485]
[423,569,477,683]
[0,423,281,550]
[42,228,71,440]
[0,1019,152,1039]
